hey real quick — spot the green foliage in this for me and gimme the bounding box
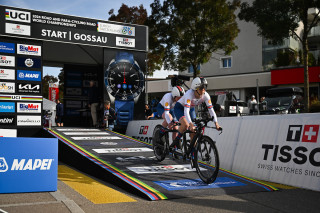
[108,4,147,25]
[273,49,297,67]
[149,0,240,77]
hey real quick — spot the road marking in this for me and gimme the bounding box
[257,180,296,189]
[58,165,136,204]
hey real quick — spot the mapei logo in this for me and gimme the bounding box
[0,157,53,172]
[17,70,41,81]
[287,125,319,143]
[0,157,8,172]
[139,126,149,135]
[5,9,31,23]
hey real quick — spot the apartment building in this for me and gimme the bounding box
[147,4,320,105]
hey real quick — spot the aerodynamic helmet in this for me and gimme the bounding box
[171,86,185,98]
[191,77,208,90]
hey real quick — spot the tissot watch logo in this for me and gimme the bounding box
[287,125,319,143]
[5,9,31,23]
[116,37,135,48]
[139,126,149,135]
[261,124,320,167]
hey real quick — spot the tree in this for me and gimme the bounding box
[108,3,147,25]
[149,0,240,78]
[238,0,320,113]
[42,74,58,99]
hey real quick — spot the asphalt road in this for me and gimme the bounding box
[1,164,319,213]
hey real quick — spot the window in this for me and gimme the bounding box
[188,64,201,73]
[220,57,232,68]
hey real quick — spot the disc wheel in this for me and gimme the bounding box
[152,125,168,161]
[193,136,219,184]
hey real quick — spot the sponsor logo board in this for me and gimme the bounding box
[93,147,153,154]
[17,44,41,56]
[127,164,202,174]
[17,70,41,81]
[17,102,41,113]
[63,132,110,135]
[65,100,81,108]
[0,115,15,125]
[116,155,156,162]
[5,23,31,36]
[97,22,135,36]
[0,55,15,67]
[116,37,135,48]
[0,137,57,193]
[0,68,15,80]
[5,9,31,23]
[56,128,100,131]
[0,94,42,101]
[154,177,246,191]
[17,57,42,69]
[0,129,17,137]
[100,142,118,145]
[17,83,41,94]
[0,42,15,53]
[0,82,15,93]
[139,126,149,135]
[17,115,41,126]
[71,136,121,140]
[0,102,15,113]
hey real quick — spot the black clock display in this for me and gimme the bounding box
[105,60,144,101]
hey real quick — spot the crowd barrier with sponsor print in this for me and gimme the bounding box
[126,113,320,191]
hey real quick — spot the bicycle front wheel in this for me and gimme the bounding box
[152,125,168,161]
[193,136,219,184]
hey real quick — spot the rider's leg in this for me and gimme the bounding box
[170,116,189,149]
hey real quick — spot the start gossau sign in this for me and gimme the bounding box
[0,5,148,51]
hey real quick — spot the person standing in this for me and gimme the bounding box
[248,95,257,114]
[56,99,64,127]
[145,104,154,120]
[103,101,116,131]
[88,80,99,127]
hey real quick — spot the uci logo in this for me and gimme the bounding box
[5,9,31,23]
[0,157,8,172]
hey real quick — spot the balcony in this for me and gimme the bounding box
[308,26,320,37]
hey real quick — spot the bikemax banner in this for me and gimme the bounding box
[0,137,58,193]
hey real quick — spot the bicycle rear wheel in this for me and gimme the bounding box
[193,136,219,184]
[152,125,168,161]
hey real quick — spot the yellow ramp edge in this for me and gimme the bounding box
[58,165,136,204]
[258,180,297,189]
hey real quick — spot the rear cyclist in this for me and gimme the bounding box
[157,86,185,139]
[170,77,221,150]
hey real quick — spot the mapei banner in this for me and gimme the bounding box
[0,137,58,193]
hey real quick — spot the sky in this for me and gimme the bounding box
[0,0,177,78]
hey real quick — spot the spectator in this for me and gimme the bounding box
[145,104,154,120]
[260,96,267,110]
[56,99,64,127]
[88,80,99,127]
[103,101,116,131]
[248,95,257,114]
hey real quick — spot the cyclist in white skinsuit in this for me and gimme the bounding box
[157,86,185,139]
[171,77,221,149]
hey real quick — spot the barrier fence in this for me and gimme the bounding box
[126,113,320,191]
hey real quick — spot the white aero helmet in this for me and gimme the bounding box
[171,86,185,98]
[191,77,208,90]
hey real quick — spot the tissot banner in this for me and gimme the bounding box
[0,137,58,193]
[0,5,148,51]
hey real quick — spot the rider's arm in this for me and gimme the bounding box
[184,99,192,124]
[164,102,172,124]
[204,93,218,123]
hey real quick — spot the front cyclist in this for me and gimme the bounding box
[157,86,185,139]
[170,77,221,150]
